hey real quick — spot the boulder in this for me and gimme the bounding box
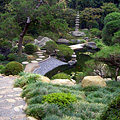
[86,42,97,49]
[34,36,53,47]
[72,31,86,37]
[24,63,40,73]
[27,55,35,60]
[81,76,107,87]
[41,76,50,83]
[57,39,70,44]
[50,79,76,86]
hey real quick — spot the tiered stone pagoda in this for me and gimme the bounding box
[72,11,86,37]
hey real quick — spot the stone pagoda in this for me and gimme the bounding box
[72,11,86,37]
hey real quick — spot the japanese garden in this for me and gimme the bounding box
[0,0,120,120]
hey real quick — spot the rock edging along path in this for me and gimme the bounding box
[33,56,68,75]
[0,75,27,120]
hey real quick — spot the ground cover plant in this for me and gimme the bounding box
[14,73,120,120]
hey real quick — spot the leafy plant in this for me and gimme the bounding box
[24,43,35,54]
[23,36,34,45]
[7,53,16,61]
[42,92,77,107]
[4,61,23,75]
[0,54,6,61]
[51,72,71,80]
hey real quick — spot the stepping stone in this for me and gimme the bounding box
[36,58,42,61]
[22,61,29,65]
[37,54,43,56]
[13,88,22,91]
[14,105,24,112]
[39,56,45,58]
[36,51,43,54]
[31,61,38,64]
[6,99,16,103]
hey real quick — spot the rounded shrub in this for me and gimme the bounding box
[7,53,16,61]
[51,72,71,80]
[23,36,34,45]
[0,65,5,73]
[4,61,23,76]
[100,94,120,120]
[24,43,35,54]
[2,41,12,48]
[0,54,6,61]
[42,92,77,107]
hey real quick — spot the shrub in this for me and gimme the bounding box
[75,72,86,84]
[24,43,35,54]
[4,61,23,76]
[14,73,42,87]
[42,92,77,107]
[45,41,58,54]
[7,53,16,61]
[23,36,34,45]
[51,72,71,80]
[100,94,120,120]
[2,41,12,48]
[11,46,18,53]
[0,65,4,73]
[0,54,6,61]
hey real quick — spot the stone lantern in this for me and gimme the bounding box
[68,52,77,66]
[71,52,77,61]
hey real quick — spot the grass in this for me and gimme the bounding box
[14,73,120,120]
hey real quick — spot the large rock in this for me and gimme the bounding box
[57,39,70,44]
[27,55,35,60]
[81,76,107,87]
[50,79,76,86]
[85,42,97,49]
[34,36,53,47]
[24,63,40,73]
[41,76,50,83]
[72,31,86,37]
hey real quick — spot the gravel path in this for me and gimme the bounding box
[33,57,68,75]
[0,75,27,120]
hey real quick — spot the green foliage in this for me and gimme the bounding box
[45,41,58,54]
[90,28,102,38]
[23,36,34,45]
[4,61,23,75]
[100,94,120,120]
[24,43,35,54]
[0,65,5,73]
[75,72,86,84]
[7,53,16,61]
[57,44,73,60]
[51,72,71,80]
[112,31,120,44]
[42,92,77,107]
[104,12,120,25]
[0,54,6,61]
[14,73,42,88]
[11,46,18,53]
[2,41,12,48]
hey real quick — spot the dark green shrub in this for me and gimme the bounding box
[4,61,23,76]
[0,54,6,61]
[2,41,12,48]
[23,36,34,45]
[45,41,58,54]
[7,53,16,61]
[24,43,35,54]
[42,92,77,107]
[0,65,4,73]
[11,46,18,53]
[100,94,120,120]
[51,72,71,80]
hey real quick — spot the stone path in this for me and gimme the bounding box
[0,75,27,120]
[33,57,68,75]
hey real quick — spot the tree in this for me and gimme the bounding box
[93,45,120,81]
[102,12,120,45]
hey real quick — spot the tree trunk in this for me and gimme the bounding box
[115,67,119,81]
[18,17,30,57]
